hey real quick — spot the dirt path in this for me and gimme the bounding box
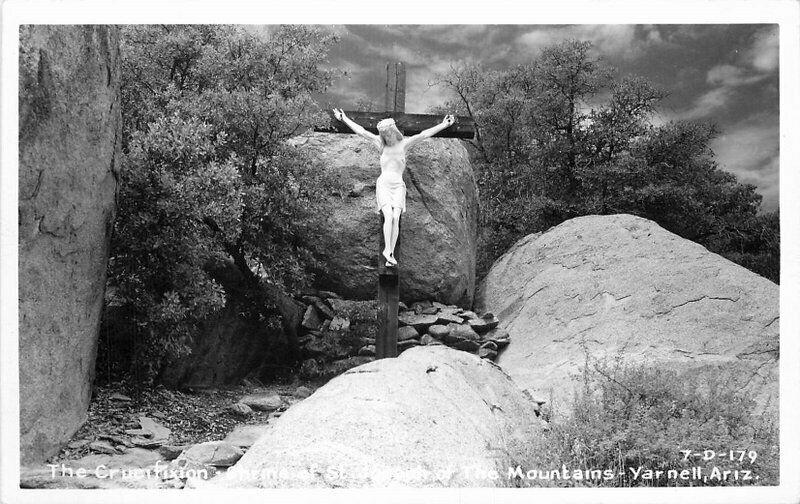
[21,379,321,489]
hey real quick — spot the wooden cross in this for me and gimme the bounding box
[317,62,475,359]
[318,62,475,139]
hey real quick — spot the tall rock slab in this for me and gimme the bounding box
[286,133,478,306]
[214,346,543,488]
[476,214,779,415]
[18,25,121,463]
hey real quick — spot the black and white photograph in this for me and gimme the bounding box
[1,1,799,503]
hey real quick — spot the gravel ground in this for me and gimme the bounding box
[49,379,321,464]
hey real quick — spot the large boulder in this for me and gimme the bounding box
[213,346,543,488]
[475,214,779,415]
[18,26,121,463]
[286,133,478,306]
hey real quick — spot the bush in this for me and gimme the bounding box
[513,356,779,487]
[101,25,340,384]
[434,41,779,284]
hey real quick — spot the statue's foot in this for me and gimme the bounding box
[383,250,397,265]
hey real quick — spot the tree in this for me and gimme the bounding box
[107,25,341,382]
[434,39,779,282]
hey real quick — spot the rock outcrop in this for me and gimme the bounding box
[18,25,121,463]
[214,346,543,488]
[286,133,478,306]
[475,214,779,415]
[296,291,509,380]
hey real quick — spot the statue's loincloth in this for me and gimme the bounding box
[375,172,407,214]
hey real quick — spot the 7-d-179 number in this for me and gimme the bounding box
[681,450,758,463]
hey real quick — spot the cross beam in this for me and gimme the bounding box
[319,61,474,140]
[319,110,476,139]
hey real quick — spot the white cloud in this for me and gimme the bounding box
[410,74,453,113]
[577,25,639,58]
[360,42,434,67]
[742,25,778,73]
[516,24,665,62]
[329,87,374,107]
[649,108,683,128]
[390,25,492,45]
[404,57,461,113]
[335,59,370,80]
[644,25,664,44]
[314,25,350,37]
[706,64,765,87]
[711,114,779,211]
[683,34,778,121]
[517,29,560,52]
[678,87,732,120]
[689,26,778,119]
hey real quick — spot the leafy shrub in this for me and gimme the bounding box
[101,25,340,384]
[107,115,240,381]
[514,356,779,487]
[434,40,779,283]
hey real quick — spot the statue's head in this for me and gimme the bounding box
[377,118,403,146]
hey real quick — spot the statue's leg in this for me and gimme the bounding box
[389,207,401,263]
[381,205,394,264]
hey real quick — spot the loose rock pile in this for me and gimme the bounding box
[21,386,313,489]
[297,291,377,380]
[395,300,509,360]
[296,291,510,380]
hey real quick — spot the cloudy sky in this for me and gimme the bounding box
[319,25,779,212]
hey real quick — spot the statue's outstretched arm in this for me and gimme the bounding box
[403,114,455,151]
[333,108,382,149]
